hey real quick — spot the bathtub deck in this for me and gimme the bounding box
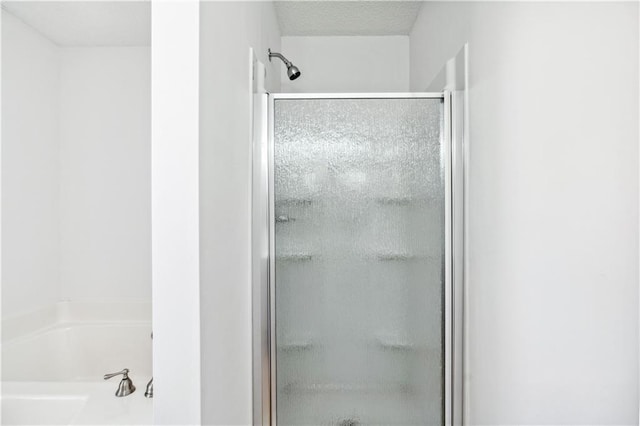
[2,381,153,425]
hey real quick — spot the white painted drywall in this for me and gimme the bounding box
[151,1,201,424]
[280,36,409,92]
[274,2,423,37]
[199,2,281,424]
[2,9,151,320]
[1,11,60,318]
[410,2,639,424]
[58,47,151,302]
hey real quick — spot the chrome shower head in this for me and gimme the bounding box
[287,64,301,81]
[268,48,301,81]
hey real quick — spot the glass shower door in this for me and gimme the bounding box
[272,96,445,425]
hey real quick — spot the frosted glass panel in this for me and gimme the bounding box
[274,98,444,425]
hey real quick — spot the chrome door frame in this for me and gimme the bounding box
[253,92,464,426]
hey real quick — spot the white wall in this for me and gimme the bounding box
[2,10,151,320]
[410,2,639,424]
[199,2,281,424]
[2,11,60,318]
[59,47,151,302]
[151,1,201,424]
[281,36,409,92]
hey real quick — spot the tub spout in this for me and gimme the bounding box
[145,331,153,398]
[144,377,153,398]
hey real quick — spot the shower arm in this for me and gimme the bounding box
[268,49,292,67]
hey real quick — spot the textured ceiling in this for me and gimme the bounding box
[274,1,424,36]
[2,1,150,47]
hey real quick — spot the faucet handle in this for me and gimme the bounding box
[104,368,130,380]
[104,368,136,397]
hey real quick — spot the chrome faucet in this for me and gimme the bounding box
[104,368,136,397]
[144,331,153,398]
[144,377,153,398]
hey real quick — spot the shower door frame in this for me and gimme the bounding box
[255,92,464,426]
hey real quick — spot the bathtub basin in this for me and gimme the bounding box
[2,301,152,382]
[2,321,152,381]
[1,302,153,425]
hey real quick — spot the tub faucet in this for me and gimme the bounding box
[144,377,153,398]
[104,368,136,397]
[145,331,153,398]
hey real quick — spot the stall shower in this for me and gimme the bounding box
[253,92,464,425]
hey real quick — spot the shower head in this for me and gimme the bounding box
[268,48,301,81]
[287,64,301,81]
